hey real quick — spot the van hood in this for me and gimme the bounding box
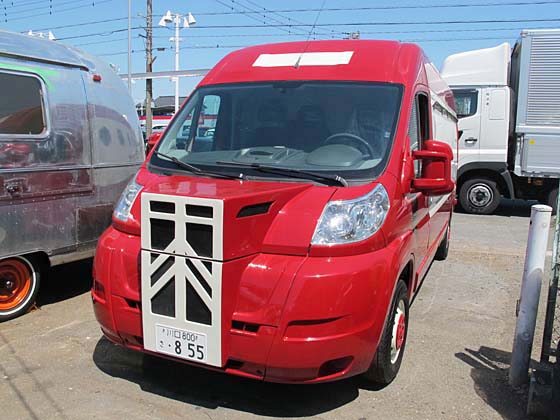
[135,173,336,260]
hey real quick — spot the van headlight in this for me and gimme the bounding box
[113,175,143,222]
[311,184,389,245]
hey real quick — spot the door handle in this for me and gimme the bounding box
[464,137,478,144]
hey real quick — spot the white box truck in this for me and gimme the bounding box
[441,29,560,214]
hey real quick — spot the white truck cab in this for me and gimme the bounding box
[442,31,560,214]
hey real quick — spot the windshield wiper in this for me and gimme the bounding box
[153,151,244,181]
[215,161,348,187]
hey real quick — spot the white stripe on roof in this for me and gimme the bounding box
[253,51,354,68]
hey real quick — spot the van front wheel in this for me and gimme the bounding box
[363,280,409,386]
[459,178,501,215]
[0,256,40,322]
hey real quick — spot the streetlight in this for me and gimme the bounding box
[159,10,196,113]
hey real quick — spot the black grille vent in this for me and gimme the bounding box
[150,219,174,250]
[185,259,212,297]
[186,282,211,325]
[151,256,174,286]
[186,223,213,258]
[151,277,175,317]
[150,201,175,214]
[186,204,213,218]
[237,202,273,218]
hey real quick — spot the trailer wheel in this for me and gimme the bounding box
[459,178,501,215]
[363,280,409,386]
[548,187,558,216]
[0,256,40,321]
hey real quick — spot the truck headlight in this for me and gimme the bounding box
[311,184,389,245]
[113,175,143,222]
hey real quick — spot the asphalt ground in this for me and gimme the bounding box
[0,200,553,420]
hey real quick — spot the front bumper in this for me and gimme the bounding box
[92,226,397,383]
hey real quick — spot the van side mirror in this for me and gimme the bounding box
[411,140,455,196]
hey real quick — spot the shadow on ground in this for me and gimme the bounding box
[455,346,528,420]
[37,258,93,306]
[455,199,535,218]
[93,337,361,417]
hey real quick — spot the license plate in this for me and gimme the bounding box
[154,324,207,363]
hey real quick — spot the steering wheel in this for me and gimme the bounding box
[323,133,375,157]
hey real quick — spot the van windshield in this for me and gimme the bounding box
[151,82,402,182]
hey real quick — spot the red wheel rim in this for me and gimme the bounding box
[0,259,32,311]
[395,313,406,350]
[390,299,407,364]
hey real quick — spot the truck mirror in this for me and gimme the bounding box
[412,140,455,196]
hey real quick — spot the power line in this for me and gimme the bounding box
[32,16,132,32]
[190,0,560,15]
[212,0,313,37]
[20,1,560,33]
[235,0,338,39]
[73,36,130,47]
[97,33,526,58]
[180,17,560,29]
[98,44,252,58]
[0,0,113,23]
[56,26,145,41]
[47,16,560,42]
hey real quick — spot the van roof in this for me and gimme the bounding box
[0,30,99,71]
[200,40,424,87]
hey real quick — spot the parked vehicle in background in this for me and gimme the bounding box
[0,31,145,321]
[145,131,163,155]
[441,29,560,214]
[92,40,456,385]
[140,115,172,142]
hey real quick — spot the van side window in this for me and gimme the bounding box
[193,95,220,152]
[453,89,478,118]
[0,71,46,136]
[408,101,419,152]
[418,94,430,142]
[409,93,430,176]
[176,107,196,151]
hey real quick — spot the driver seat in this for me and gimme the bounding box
[293,105,329,151]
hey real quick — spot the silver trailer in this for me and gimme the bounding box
[0,31,144,320]
[512,29,560,178]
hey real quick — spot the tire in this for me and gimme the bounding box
[459,178,501,215]
[547,187,558,216]
[0,256,41,321]
[434,224,450,261]
[362,280,409,385]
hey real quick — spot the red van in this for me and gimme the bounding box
[92,40,457,385]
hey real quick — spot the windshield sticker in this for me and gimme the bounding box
[253,51,354,68]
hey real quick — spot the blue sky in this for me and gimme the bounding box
[2,0,560,104]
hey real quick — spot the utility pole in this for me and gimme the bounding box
[145,0,153,138]
[127,0,131,93]
[159,10,196,114]
[173,15,180,113]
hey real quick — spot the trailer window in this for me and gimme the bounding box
[453,89,478,118]
[0,72,46,136]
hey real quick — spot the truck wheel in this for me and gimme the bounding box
[459,178,501,215]
[362,280,409,386]
[0,256,40,322]
[548,187,558,215]
[434,224,450,261]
